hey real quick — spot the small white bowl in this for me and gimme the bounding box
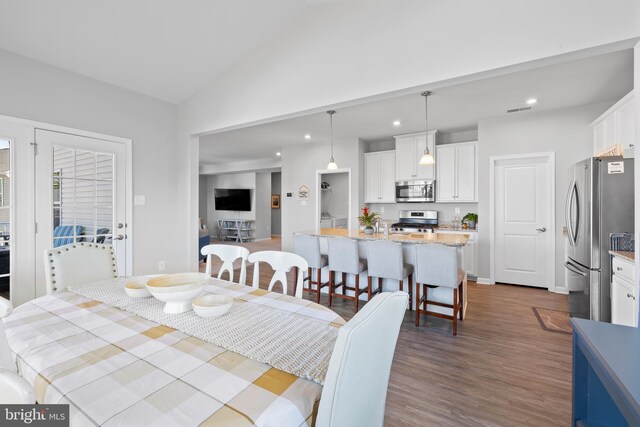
[146,273,208,314]
[192,294,233,318]
[124,281,151,298]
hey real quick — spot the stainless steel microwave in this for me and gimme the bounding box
[395,180,436,203]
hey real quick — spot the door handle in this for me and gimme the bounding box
[627,293,636,300]
[536,227,547,232]
[114,234,125,240]
[565,180,578,246]
[565,261,587,277]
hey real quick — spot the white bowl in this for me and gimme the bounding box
[124,280,151,298]
[192,294,233,318]
[146,273,208,314]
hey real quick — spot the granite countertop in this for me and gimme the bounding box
[609,250,635,262]
[299,228,469,246]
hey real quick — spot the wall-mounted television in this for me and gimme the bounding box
[214,189,251,211]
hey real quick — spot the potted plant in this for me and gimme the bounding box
[358,207,380,235]
[462,213,478,230]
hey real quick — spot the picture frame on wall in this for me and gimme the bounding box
[271,194,280,209]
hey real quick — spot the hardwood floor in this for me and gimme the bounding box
[200,237,572,426]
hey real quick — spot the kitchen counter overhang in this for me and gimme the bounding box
[298,228,469,246]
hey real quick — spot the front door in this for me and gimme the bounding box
[34,129,129,296]
[494,155,553,288]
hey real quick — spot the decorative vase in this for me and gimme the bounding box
[468,221,476,229]
[364,226,374,235]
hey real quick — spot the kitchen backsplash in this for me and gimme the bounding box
[365,202,479,224]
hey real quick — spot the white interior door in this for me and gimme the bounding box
[34,129,129,296]
[494,155,553,287]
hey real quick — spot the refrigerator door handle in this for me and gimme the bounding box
[565,179,578,247]
[565,260,587,277]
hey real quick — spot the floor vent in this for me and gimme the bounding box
[507,106,533,113]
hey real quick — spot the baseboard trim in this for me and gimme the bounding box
[476,277,494,285]
[553,287,569,295]
[254,238,272,242]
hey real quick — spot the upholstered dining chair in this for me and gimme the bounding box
[43,242,117,294]
[316,291,408,427]
[414,244,465,336]
[0,297,34,404]
[247,251,308,298]
[293,234,329,303]
[201,244,250,285]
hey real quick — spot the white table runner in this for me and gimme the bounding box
[70,276,340,384]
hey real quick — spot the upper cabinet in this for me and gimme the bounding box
[592,91,634,158]
[436,141,478,203]
[364,150,396,203]
[394,131,437,181]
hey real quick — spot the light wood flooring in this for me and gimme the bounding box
[201,237,572,426]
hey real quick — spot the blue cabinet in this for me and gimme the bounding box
[572,318,640,426]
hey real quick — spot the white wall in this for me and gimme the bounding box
[271,172,282,235]
[281,138,363,250]
[320,172,349,219]
[477,102,615,290]
[177,0,639,271]
[198,175,208,220]
[0,49,180,303]
[255,172,271,239]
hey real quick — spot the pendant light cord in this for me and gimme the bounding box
[327,110,336,161]
[422,91,431,153]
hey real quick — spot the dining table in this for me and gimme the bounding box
[3,276,345,426]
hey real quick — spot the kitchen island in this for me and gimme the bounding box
[296,228,470,317]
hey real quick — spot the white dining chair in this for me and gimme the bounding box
[316,291,408,427]
[247,251,308,298]
[43,242,117,294]
[201,244,250,285]
[0,297,34,404]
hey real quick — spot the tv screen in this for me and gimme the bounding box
[214,189,251,211]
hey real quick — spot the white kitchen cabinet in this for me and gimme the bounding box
[364,150,396,203]
[436,141,477,203]
[436,230,477,278]
[611,255,637,327]
[394,131,437,181]
[592,91,634,157]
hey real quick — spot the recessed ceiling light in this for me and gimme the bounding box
[276,152,281,156]
[526,98,537,105]
[304,134,311,140]
[393,120,401,127]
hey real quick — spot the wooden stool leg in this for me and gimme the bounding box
[408,274,413,311]
[415,281,420,326]
[317,268,322,304]
[452,287,458,336]
[328,271,334,307]
[458,282,463,321]
[342,273,347,295]
[378,277,383,293]
[354,274,360,313]
[367,276,372,301]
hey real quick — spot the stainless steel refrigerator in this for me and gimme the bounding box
[565,157,634,322]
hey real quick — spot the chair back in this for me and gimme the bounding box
[0,296,35,404]
[293,234,323,269]
[328,237,360,275]
[201,244,250,285]
[415,244,459,288]
[367,240,403,280]
[247,251,308,298]
[43,243,117,294]
[316,291,409,427]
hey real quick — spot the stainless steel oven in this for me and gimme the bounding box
[395,180,435,203]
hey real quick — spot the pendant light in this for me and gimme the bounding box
[326,110,338,170]
[419,91,435,166]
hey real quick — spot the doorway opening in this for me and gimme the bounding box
[0,139,11,301]
[317,169,350,230]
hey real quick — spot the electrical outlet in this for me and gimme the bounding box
[381,207,385,213]
[158,261,165,271]
[454,207,460,214]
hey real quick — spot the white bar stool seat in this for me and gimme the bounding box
[367,240,413,310]
[293,234,330,303]
[328,237,370,312]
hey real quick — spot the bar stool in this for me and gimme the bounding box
[328,237,369,313]
[293,234,329,303]
[366,240,413,310]
[414,244,464,336]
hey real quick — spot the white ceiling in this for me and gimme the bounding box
[0,0,310,103]
[199,49,633,165]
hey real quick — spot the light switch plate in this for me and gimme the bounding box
[134,195,146,206]
[454,207,460,214]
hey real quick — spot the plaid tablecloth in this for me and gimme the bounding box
[3,278,345,426]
